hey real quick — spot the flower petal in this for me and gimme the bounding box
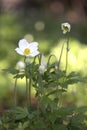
[61,22,71,34]
[29,50,39,57]
[18,39,29,51]
[30,46,38,53]
[15,48,24,55]
[28,42,38,48]
[28,42,39,53]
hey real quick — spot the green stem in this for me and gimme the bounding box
[26,76,32,110]
[38,53,42,65]
[26,77,29,109]
[14,78,17,106]
[29,78,32,109]
[65,38,69,73]
[58,41,65,70]
[47,54,58,68]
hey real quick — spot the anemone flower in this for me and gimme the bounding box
[61,22,71,34]
[15,39,39,57]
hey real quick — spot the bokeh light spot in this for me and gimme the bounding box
[24,34,34,42]
[34,21,45,31]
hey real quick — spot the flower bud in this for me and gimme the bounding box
[61,22,71,34]
[38,54,47,74]
[38,64,46,74]
[16,61,25,71]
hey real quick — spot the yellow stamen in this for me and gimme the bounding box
[24,48,31,55]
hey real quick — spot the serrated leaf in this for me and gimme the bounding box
[14,74,25,79]
[13,107,29,120]
[3,68,19,74]
[46,89,66,96]
[22,121,29,129]
[66,78,81,85]
[4,107,29,121]
[67,71,79,78]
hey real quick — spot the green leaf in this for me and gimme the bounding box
[67,71,79,78]
[13,107,29,120]
[46,89,66,96]
[32,119,46,129]
[22,121,29,129]
[66,78,80,84]
[52,124,68,130]
[56,105,76,117]
[3,107,29,121]
[3,68,19,74]
[66,71,86,85]
[14,73,25,79]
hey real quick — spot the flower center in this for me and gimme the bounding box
[24,48,31,55]
[63,26,69,31]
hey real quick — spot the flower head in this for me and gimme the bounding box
[15,39,39,57]
[39,64,46,74]
[16,61,25,71]
[61,22,71,34]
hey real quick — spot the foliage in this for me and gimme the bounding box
[1,105,87,130]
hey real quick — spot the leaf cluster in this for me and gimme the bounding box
[1,105,87,130]
[1,54,87,130]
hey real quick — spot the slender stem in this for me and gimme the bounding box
[58,41,66,70]
[29,78,32,109]
[38,53,42,65]
[47,54,57,66]
[26,77,29,109]
[65,38,69,73]
[14,78,17,106]
[25,72,32,110]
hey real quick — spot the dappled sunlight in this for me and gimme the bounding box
[0,60,9,69]
[52,38,87,106]
[38,40,50,54]
[52,39,87,74]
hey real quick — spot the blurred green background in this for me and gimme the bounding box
[0,0,87,114]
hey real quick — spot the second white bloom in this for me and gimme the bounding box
[61,22,71,34]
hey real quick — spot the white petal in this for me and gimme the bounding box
[18,39,29,51]
[28,42,38,48]
[63,30,67,34]
[28,42,39,53]
[61,22,71,32]
[29,50,39,57]
[30,46,38,53]
[15,48,24,55]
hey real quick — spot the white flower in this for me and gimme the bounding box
[38,55,47,74]
[61,22,71,34]
[39,64,46,74]
[15,39,39,57]
[16,61,25,70]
